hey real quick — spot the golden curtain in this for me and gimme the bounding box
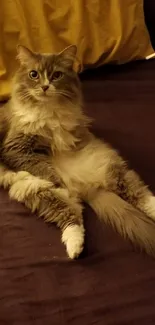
[0,0,154,99]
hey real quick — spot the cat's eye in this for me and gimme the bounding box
[29,70,39,80]
[52,71,63,80]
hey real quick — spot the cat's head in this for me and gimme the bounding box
[14,45,81,105]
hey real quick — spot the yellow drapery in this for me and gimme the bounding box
[0,0,154,100]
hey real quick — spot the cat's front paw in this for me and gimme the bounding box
[141,196,155,219]
[62,224,85,259]
[9,173,51,203]
[0,171,16,189]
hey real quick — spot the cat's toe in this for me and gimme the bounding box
[66,236,84,259]
[142,196,155,219]
[0,171,16,189]
[62,224,85,259]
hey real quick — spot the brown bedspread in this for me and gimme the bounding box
[1,59,155,325]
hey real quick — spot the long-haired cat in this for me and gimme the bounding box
[0,45,155,259]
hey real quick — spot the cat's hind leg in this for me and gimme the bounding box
[86,188,155,257]
[111,166,155,221]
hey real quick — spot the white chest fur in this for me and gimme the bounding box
[11,100,80,152]
[52,138,116,195]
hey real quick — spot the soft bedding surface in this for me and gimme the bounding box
[1,59,155,324]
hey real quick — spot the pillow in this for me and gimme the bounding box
[0,0,154,99]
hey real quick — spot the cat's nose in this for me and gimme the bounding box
[42,85,49,92]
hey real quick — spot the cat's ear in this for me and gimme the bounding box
[17,45,36,65]
[58,45,77,69]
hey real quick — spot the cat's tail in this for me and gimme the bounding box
[87,189,155,257]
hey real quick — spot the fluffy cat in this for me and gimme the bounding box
[0,45,155,259]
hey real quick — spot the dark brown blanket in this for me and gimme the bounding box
[1,59,155,325]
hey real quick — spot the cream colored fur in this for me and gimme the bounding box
[0,165,16,189]
[52,138,122,196]
[9,98,84,153]
[62,225,85,259]
[137,195,155,219]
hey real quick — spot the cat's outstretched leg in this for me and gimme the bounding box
[86,188,155,257]
[108,164,155,220]
[0,165,85,259]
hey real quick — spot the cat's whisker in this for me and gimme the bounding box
[54,91,74,102]
[58,92,72,98]
[18,94,31,101]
